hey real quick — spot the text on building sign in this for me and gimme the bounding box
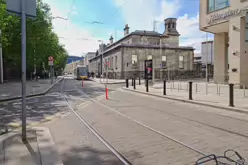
[208,9,241,24]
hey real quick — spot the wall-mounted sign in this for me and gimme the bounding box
[145,60,152,80]
[208,9,241,24]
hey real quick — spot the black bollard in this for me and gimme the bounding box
[163,80,166,95]
[189,81,193,100]
[126,79,129,88]
[229,83,234,107]
[132,78,134,86]
[134,78,136,89]
[146,79,149,92]
[139,77,141,85]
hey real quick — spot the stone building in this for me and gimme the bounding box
[89,18,194,80]
[64,59,84,74]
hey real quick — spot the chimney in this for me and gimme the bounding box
[109,35,113,44]
[124,24,129,36]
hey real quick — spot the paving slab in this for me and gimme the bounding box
[89,78,126,84]
[123,83,248,114]
[0,77,63,102]
[0,127,63,165]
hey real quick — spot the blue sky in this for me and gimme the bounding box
[43,0,206,56]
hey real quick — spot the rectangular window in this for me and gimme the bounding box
[105,58,108,70]
[246,13,248,42]
[161,56,167,68]
[147,55,152,60]
[115,56,118,69]
[179,56,184,69]
[111,57,113,69]
[208,0,229,12]
[132,55,138,65]
[108,58,110,70]
[246,27,248,42]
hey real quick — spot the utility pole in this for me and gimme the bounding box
[0,30,3,84]
[34,41,36,75]
[6,0,37,142]
[160,37,162,80]
[206,32,209,82]
[21,0,27,141]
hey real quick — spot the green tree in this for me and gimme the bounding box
[0,0,68,79]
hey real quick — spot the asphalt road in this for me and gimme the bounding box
[2,77,248,164]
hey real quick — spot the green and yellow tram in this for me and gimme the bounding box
[73,65,88,80]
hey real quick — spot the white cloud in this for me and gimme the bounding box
[156,0,181,22]
[114,0,180,31]
[114,0,208,54]
[177,13,206,53]
[42,0,101,56]
[43,0,209,56]
[177,13,214,53]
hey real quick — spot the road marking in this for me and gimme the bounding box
[62,79,132,165]
[77,88,207,156]
[62,93,132,165]
[77,100,92,107]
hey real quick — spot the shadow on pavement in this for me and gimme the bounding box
[60,145,140,165]
[0,131,41,165]
[0,81,68,131]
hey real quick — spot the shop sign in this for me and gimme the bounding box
[208,9,241,24]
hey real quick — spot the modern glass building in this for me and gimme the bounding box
[200,0,248,86]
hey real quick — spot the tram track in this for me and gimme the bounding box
[108,88,248,139]
[61,79,209,163]
[61,78,248,164]
[61,78,132,165]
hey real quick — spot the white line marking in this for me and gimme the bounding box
[77,88,206,156]
[61,79,132,165]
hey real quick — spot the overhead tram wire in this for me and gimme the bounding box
[89,0,129,39]
[65,0,76,29]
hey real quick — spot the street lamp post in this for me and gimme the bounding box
[160,37,162,80]
[206,32,209,83]
[98,40,104,82]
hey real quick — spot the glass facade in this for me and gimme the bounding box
[208,0,229,12]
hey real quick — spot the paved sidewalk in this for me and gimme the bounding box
[89,77,126,84]
[0,77,63,102]
[124,82,248,114]
[0,127,63,165]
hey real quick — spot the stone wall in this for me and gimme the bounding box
[102,48,122,74]
[122,47,193,72]
[161,36,179,46]
[89,46,193,79]
[132,35,160,45]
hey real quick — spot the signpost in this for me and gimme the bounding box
[48,56,54,84]
[7,0,36,141]
[145,60,152,80]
